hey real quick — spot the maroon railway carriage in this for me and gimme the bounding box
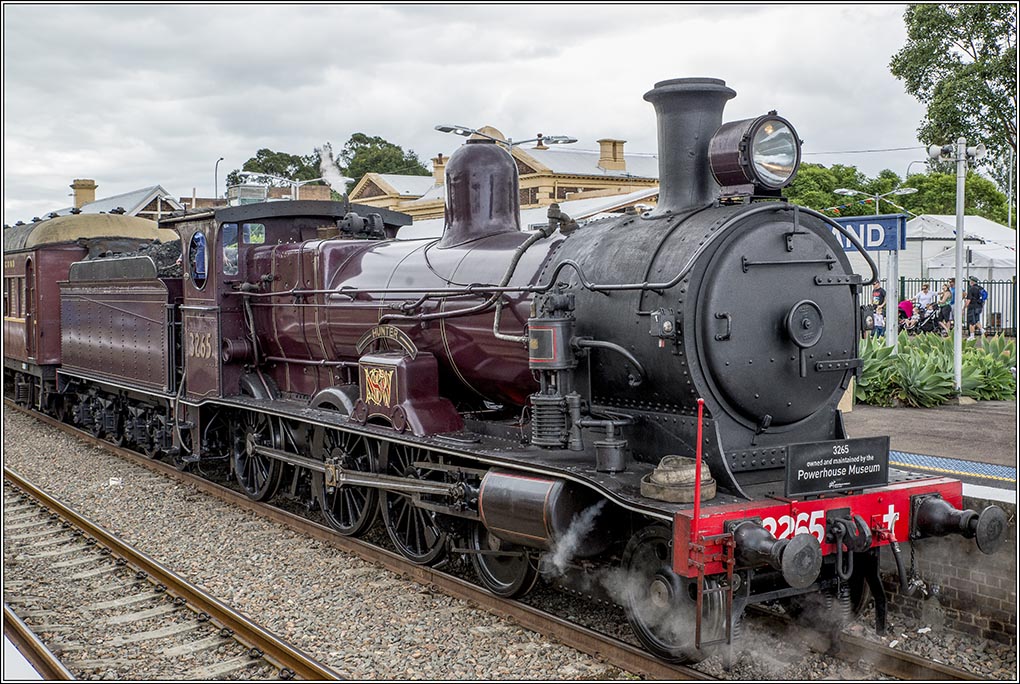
[2,213,174,411]
[31,76,1009,664]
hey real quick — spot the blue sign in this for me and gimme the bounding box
[831,214,907,252]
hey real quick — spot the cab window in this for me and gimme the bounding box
[243,223,265,244]
[222,223,239,276]
[189,231,208,289]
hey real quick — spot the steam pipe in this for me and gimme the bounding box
[573,338,645,386]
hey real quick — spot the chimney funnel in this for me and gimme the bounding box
[70,178,98,209]
[643,78,735,216]
[432,153,446,186]
[597,139,626,171]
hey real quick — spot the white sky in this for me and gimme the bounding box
[2,3,930,225]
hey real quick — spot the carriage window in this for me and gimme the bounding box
[189,231,208,289]
[243,223,265,244]
[3,278,9,317]
[222,223,239,276]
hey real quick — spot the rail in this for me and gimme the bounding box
[6,400,710,681]
[12,400,991,681]
[3,463,341,682]
[4,603,77,680]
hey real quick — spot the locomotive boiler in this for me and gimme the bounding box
[21,76,1006,664]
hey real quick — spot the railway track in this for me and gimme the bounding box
[4,603,76,680]
[5,400,988,681]
[747,606,983,681]
[3,464,340,681]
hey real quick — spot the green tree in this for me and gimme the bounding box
[225,149,322,188]
[889,4,1016,179]
[340,133,429,189]
[900,171,1010,225]
[785,163,1010,226]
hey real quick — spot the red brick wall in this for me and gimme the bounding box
[880,494,1016,644]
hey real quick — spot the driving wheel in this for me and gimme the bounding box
[469,523,539,598]
[622,525,726,664]
[313,426,379,537]
[379,443,447,565]
[231,409,282,500]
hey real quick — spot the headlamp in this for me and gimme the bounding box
[709,113,801,191]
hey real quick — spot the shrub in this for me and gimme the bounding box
[856,333,1017,407]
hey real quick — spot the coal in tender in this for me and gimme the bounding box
[92,239,183,277]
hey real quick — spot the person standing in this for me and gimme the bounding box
[938,279,955,337]
[872,282,887,314]
[964,275,985,340]
[915,282,935,310]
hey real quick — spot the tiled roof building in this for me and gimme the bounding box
[55,179,185,220]
[349,128,659,221]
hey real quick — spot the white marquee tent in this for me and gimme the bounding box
[845,214,1016,281]
[926,242,1017,282]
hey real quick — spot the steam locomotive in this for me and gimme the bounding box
[4,77,1007,663]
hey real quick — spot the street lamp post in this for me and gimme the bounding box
[928,139,986,395]
[435,124,577,150]
[833,186,917,350]
[904,160,929,180]
[214,157,224,200]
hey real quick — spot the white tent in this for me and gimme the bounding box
[926,242,1017,282]
[899,215,1015,279]
[919,214,1017,248]
[847,214,1018,280]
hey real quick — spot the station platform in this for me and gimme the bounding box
[844,399,1017,500]
[4,635,43,681]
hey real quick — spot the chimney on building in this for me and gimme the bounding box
[597,139,626,171]
[70,179,98,209]
[432,153,446,186]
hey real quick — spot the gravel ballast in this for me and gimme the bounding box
[2,410,624,680]
[3,408,1016,680]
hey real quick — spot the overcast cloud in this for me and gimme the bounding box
[3,3,929,224]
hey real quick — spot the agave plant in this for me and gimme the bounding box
[981,335,1017,370]
[856,336,898,406]
[894,350,955,407]
[964,351,1018,400]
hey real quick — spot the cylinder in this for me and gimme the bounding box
[478,470,611,556]
[221,338,254,364]
[642,77,736,215]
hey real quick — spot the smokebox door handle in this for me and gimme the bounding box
[714,312,731,341]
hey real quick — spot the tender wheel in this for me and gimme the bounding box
[313,426,379,537]
[88,398,105,438]
[379,444,447,565]
[622,525,725,664]
[107,407,126,447]
[469,523,539,598]
[231,410,282,501]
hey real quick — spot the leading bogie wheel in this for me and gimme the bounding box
[231,409,283,501]
[379,443,447,565]
[313,425,379,537]
[621,525,725,664]
[469,523,539,598]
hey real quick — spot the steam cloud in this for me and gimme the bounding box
[316,142,354,196]
[547,500,606,575]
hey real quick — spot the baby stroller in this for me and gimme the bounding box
[908,304,941,335]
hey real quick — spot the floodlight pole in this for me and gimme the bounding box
[953,138,966,393]
[883,192,900,353]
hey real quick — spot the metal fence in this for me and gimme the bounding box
[879,277,1018,336]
